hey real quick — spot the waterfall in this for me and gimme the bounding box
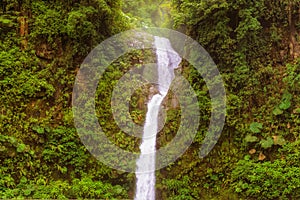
[134,36,182,200]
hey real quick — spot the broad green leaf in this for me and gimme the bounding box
[260,137,274,149]
[0,16,14,27]
[32,126,45,134]
[24,189,32,196]
[0,146,6,151]
[9,137,18,146]
[250,122,263,133]
[272,135,286,146]
[20,176,27,184]
[273,107,283,115]
[279,92,292,110]
[282,91,292,101]
[294,108,300,113]
[245,134,258,143]
[279,101,291,110]
[17,143,26,153]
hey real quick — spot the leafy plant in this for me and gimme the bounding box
[231,155,300,199]
[245,134,259,143]
[259,137,274,149]
[250,122,263,133]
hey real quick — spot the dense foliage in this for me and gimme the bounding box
[1,0,300,199]
[1,0,131,198]
[168,0,300,199]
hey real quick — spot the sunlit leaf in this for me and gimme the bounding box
[260,137,273,149]
[250,122,263,133]
[273,107,283,115]
[272,135,286,146]
[17,143,26,152]
[279,101,291,110]
[279,92,292,110]
[245,134,258,143]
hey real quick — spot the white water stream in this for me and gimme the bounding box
[134,36,182,200]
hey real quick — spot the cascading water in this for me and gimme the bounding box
[134,36,182,200]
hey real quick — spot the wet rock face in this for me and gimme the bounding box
[148,85,160,100]
[146,85,180,109]
[162,93,180,109]
[170,95,179,108]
